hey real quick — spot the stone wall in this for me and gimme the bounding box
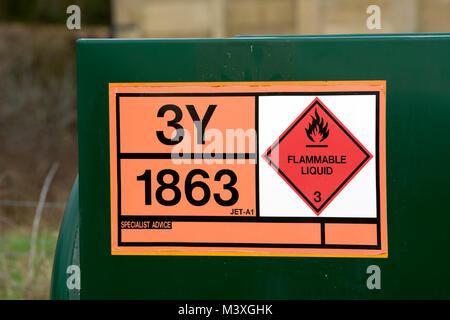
[112,0,450,37]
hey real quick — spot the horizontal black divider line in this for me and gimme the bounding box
[117,92,379,97]
[117,241,380,249]
[119,215,378,224]
[119,153,257,159]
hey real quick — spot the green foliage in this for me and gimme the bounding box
[0,229,58,299]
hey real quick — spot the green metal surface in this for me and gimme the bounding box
[77,35,450,299]
[50,176,80,300]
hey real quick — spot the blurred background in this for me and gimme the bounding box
[0,0,449,300]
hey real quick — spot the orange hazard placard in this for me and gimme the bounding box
[109,81,387,257]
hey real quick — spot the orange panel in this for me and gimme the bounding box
[122,222,322,244]
[109,81,387,257]
[120,159,256,216]
[325,223,378,246]
[119,96,256,154]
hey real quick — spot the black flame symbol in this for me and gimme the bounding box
[305,109,329,143]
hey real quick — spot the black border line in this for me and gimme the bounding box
[120,153,257,159]
[320,222,326,245]
[255,96,260,218]
[119,215,378,223]
[116,94,122,244]
[115,92,381,249]
[117,92,378,97]
[119,242,377,249]
[375,92,381,248]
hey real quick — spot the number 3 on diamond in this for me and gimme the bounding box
[314,191,321,203]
